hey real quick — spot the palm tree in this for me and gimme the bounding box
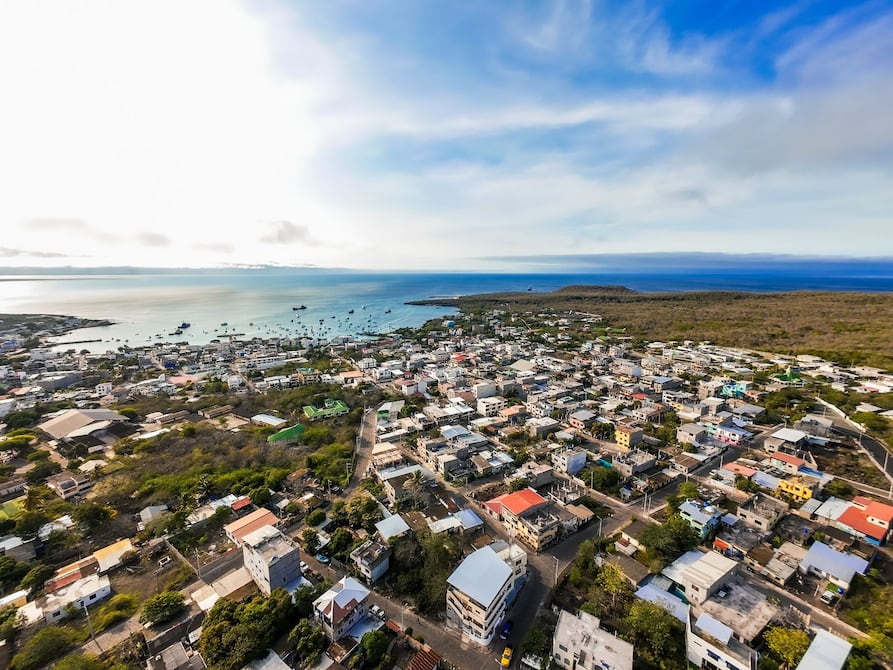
[403,471,425,510]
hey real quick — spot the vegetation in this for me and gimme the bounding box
[360,629,390,667]
[638,516,700,569]
[139,591,186,626]
[763,626,810,669]
[94,593,140,632]
[421,287,893,369]
[387,531,466,615]
[198,589,296,670]
[289,620,326,667]
[839,574,893,667]
[10,626,80,670]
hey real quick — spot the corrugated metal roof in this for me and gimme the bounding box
[447,546,511,607]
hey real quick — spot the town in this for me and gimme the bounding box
[1,308,892,670]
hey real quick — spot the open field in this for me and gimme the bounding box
[413,286,893,368]
[0,497,24,521]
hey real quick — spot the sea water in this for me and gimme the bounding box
[0,264,890,353]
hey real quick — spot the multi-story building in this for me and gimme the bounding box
[777,475,818,504]
[552,609,634,670]
[736,494,788,532]
[679,500,724,541]
[350,540,391,583]
[663,550,737,606]
[614,424,643,450]
[552,448,587,476]
[484,489,561,551]
[313,577,370,642]
[477,396,507,417]
[45,473,93,501]
[686,611,757,670]
[446,546,514,646]
[242,525,302,596]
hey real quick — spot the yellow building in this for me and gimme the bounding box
[615,424,643,451]
[778,476,815,504]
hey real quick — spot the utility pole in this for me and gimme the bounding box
[83,600,100,652]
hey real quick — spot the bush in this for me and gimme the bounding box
[10,626,80,670]
[95,593,140,631]
[140,591,186,626]
[306,508,326,526]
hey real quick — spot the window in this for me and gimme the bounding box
[89,594,97,600]
[707,650,720,661]
[725,663,740,670]
[559,644,568,652]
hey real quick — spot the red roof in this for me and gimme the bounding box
[409,648,441,670]
[725,462,756,478]
[837,506,888,540]
[487,488,546,517]
[853,496,893,523]
[771,451,805,467]
[231,496,252,511]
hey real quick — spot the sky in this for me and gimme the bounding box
[0,0,891,271]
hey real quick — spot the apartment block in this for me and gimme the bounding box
[445,546,514,646]
[242,525,302,596]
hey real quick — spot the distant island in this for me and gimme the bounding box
[410,285,893,368]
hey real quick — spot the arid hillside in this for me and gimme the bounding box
[411,286,893,368]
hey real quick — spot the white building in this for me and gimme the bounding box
[242,525,303,596]
[445,546,514,646]
[662,550,737,606]
[552,609,634,670]
[349,540,391,583]
[686,611,756,670]
[552,448,587,475]
[313,576,370,642]
[477,396,507,417]
[18,574,111,626]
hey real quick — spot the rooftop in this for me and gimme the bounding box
[446,546,512,608]
[700,580,779,643]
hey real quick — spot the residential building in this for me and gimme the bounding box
[350,540,391,583]
[663,550,737,606]
[551,609,633,670]
[224,508,280,546]
[836,496,893,546]
[777,475,818,504]
[795,630,852,670]
[567,410,597,431]
[799,542,868,592]
[477,396,507,417]
[736,494,788,532]
[313,576,370,642]
[676,423,706,445]
[612,450,656,478]
[679,500,724,541]
[686,611,757,670]
[18,574,111,626]
[45,472,93,501]
[614,424,643,450]
[242,525,302,595]
[552,448,587,476]
[484,488,561,551]
[445,546,514,646]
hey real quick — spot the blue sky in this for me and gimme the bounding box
[0,0,891,269]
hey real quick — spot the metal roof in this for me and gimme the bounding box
[795,630,853,670]
[447,546,511,607]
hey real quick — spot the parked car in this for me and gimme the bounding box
[499,620,513,640]
[821,590,840,606]
[315,553,330,564]
[501,645,513,668]
[300,561,309,572]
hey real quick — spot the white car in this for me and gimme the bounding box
[300,561,309,572]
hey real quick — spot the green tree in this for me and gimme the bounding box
[764,627,810,669]
[289,619,326,666]
[249,486,271,506]
[306,508,326,526]
[509,478,529,492]
[596,563,629,608]
[360,629,389,666]
[639,516,700,567]
[589,466,622,493]
[0,556,30,592]
[73,502,115,531]
[327,526,355,558]
[25,459,61,484]
[521,624,552,664]
[18,563,55,595]
[677,481,699,501]
[302,528,320,555]
[622,600,684,660]
[140,591,186,626]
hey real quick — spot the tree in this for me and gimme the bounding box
[596,563,629,608]
[18,563,54,595]
[509,478,529,492]
[24,459,61,484]
[140,591,186,626]
[589,466,622,493]
[73,502,115,531]
[521,624,551,663]
[327,526,355,558]
[306,508,326,526]
[0,556,30,592]
[289,619,326,667]
[639,516,700,566]
[360,629,389,666]
[248,486,271,506]
[677,481,699,501]
[764,627,810,669]
[53,653,104,670]
[622,600,683,659]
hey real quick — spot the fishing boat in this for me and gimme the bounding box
[179,322,191,329]
[293,305,307,310]
[348,309,354,314]
[384,309,391,314]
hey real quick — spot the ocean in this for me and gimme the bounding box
[0,264,891,353]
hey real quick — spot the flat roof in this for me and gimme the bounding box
[446,546,511,607]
